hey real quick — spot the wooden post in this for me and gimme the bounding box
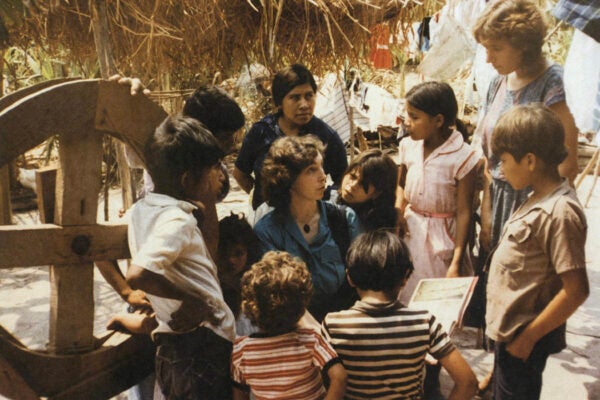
[0,165,10,225]
[35,166,57,224]
[49,124,103,354]
[0,48,11,225]
[90,0,135,213]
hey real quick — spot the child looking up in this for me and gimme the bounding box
[486,104,589,399]
[322,230,477,399]
[337,149,398,231]
[396,81,479,305]
[231,251,347,400]
[126,115,236,399]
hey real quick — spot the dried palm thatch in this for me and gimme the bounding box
[3,0,443,89]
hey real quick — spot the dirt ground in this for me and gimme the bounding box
[1,165,599,399]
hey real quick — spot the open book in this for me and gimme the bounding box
[408,277,478,336]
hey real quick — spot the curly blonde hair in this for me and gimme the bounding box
[473,0,547,67]
[241,251,313,334]
[261,135,324,210]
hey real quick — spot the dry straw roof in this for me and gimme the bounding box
[3,0,440,87]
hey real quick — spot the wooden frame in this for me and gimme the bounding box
[0,79,167,398]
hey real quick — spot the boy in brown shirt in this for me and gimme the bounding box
[486,104,589,399]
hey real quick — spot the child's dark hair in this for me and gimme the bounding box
[271,64,317,107]
[492,103,568,166]
[340,149,398,231]
[346,230,414,294]
[183,85,245,137]
[241,251,313,335]
[406,81,469,141]
[218,212,260,274]
[144,115,224,196]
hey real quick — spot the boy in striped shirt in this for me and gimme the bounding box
[231,251,347,400]
[322,231,477,399]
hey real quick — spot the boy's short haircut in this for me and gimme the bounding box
[144,115,224,192]
[182,85,245,137]
[491,104,568,166]
[346,230,414,293]
[261,135,324,210]
[241,251,313,334]
[271,64,317,107]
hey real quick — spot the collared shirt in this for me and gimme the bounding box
[254,201,361,316]
[322,300,455,399]
[486,180,587,345]
[399,129,478,214]
[235,112,348,209]
[231,328,341,400]
[128,192,235,342]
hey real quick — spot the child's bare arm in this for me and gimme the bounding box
[448,168,476,277]
[507,268,589,360]
[479,160,493,252]
[107,312,157,335]
[232,387,250,400]
[324,363,347,400]
[233,167,255,194]
[96,260,152,311]
[439,349,478,400]
[549,101,579,184]
[127,264,218,331]
[395,164,409,237]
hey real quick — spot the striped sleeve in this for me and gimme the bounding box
[428,314,455,360]
[309,329,340,369]
[231,337,248,387]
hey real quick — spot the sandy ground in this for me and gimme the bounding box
[1,170,599,399]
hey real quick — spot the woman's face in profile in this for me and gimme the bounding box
[280,83,316,128]
[482,39,523,75]
[340,167,378,205]
[290,153,327,202]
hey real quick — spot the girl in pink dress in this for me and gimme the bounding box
[396,82,479,306]
[396,81,479,398]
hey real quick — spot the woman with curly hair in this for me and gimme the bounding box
[254,135,362,321]
[231,251,347,400]
[337,149,398,231]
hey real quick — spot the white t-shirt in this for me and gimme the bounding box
[128,192,235,342]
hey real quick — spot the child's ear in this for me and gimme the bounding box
[525,153,537,171]
[434,113,445,128]
[346,270,356,288]
[180,171,192,194]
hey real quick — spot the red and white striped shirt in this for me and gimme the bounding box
[231,328,341,399]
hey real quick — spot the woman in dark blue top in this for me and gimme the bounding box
[234,64,347,211]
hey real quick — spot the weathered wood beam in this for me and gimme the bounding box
[0,223,129,268]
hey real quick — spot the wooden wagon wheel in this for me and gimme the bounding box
[0,79,167,399]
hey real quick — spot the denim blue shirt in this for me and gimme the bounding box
[254,201,362,317]
[235,112,348,209]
